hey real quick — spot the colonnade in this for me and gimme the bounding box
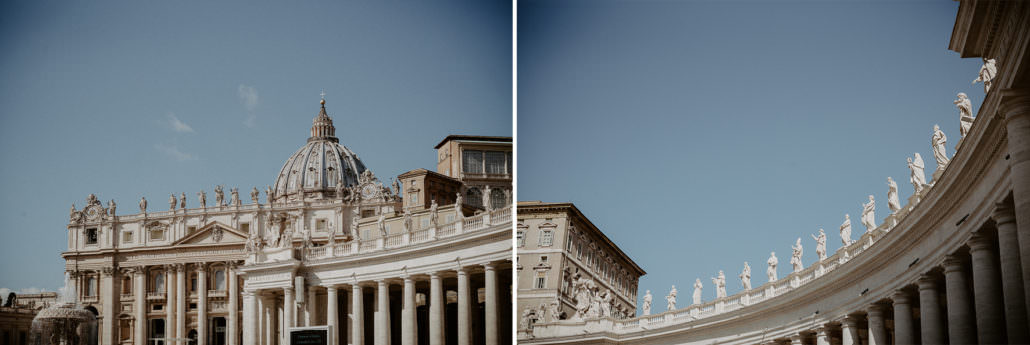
[242,262,512,345]
[760,199,1026,345]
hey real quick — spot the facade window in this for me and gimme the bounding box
[187,226,197,234]
[190,273,197,293]
[316,219,327,232]
[507,152,513,174]
[85,276,97,296]
[85,228,98,245]
[409,193,418,205]
[541,255,548,262]
[150,229,165,241]
[241,223,250,233]
[122,231,133,243]
[490,188,507,209]
[517,231,525,247]
[484,151,506,174]
[465,188,483,208]
[566,235,573,251]
[535,273,546,289]
[214,270,226,291]
[462,150,483,174]
[539,230,553,246]
[154,274,165,293]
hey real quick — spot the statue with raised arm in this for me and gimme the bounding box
[932,125,949,170]
[740,262,752,290]
[230,187,240,206]
[811,229,827,261]
[840,214,853,245]
[198,190,207,208]
[711,271,727,298]
[887,177,901,213]
[692,279,702,305]
[908,153,927,193]
[179,192,186,209]
[767,252,778,282]
[666,285,677,311]
[955,93,974,137]
[251,187,260,204]
[973,58,997,93]
[169,194,177,211]
[791,238,803,273]
[642,290,653,315]
[139,197,147,213]
[861,195,876,231]
[215,185,225,206]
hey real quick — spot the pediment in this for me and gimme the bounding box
[173,221,248,245]
[538,222,557,229]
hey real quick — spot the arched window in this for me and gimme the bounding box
[465,188,483,208]
[490,188,507,210]
[214,270,226,291]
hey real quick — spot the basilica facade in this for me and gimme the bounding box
[63,100,513,345]
[520,1,1030,344]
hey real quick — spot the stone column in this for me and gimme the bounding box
[814,326,830,345]
[994,201,1030,343]
[307,286,317,326]
[402,277,415,345]
[352,285,364,345]
[867,304,888,345]
[969,232,1007,344]
[376,280,390,345]
[1000,91,1030,324]
[166,267,176,341]
[198,265,208,345]
[789,335,803,345]
[943,254,977,345]
[228,263,239,345]
[429,273,443,345]
[242,291,258,345]
[327,286,339,345]
[892,291,915,345]
[285,286,296,337]
[457,269,470,345]
[133,268,146,345]
[100,267,116,345]
[840,316,859,345]
[176,264,186,345]
[917,275,945,345]
[484,263,498,345]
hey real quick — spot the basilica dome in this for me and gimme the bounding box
[271,99,367,202]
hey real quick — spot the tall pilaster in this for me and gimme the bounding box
[352,285,364,345]
[376,280,390,345]
[944,254,977,345]
[228,263,239,345]
[307,286,317,326]
[994,200,1030,343]
[133,267,146,345]
[402,277,415,345]
[999,90,1030,324]
[892,291,915,345]
[198,265,208,345]
[243,291,258,345]
[100,267,116,345]
[867,304,888,345]
[457,269,470,345]
[917,275,945,345]
[166,267,176,341]
[429,273,443,345]
[176,264,186,345]
[284,287,295,344]
[840,316,859,345]
[484,263,498,345]
[970,232,1007,344]
[327,286,339,345]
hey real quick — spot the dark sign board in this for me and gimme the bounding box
[290,329,328,345]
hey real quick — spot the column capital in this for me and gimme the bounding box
[101,266,117,277]
[999,88,1030,121]
[892,290,913,304]
[283,286,295,294]
[840,315,859,328]
[867,303,888,316]
[403,276,415,283]
[916,275,938,290]
[992,200,1017,225]
[483,262,498,270]
[968,232,994,252]
[943,253,967,272]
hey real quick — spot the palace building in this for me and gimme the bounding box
[520,1,1030,344]
[63,99,513,345]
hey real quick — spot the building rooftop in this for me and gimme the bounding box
[517,201,646,276]
[434,135,512,149]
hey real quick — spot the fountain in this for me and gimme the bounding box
[28,272,98,345]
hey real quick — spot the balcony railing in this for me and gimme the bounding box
[146,292,166,300]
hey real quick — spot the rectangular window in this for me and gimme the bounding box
[187,226,197,234]
[241,223,250,233]
[122,231,133,243]
[150,229,165,241]
[517,231,525,247]
[539,230,553,246]
[85,228,98,245]
[535,273,546,289]
[484,151,506,174]
[409,193,418,205]
[316,219,327,232]
[506,152,513,174]
[462,150,483,174]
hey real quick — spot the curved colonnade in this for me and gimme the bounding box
[522,2,1030,344]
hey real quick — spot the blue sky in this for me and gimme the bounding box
[0,0,511,292]
[518,0,984,314]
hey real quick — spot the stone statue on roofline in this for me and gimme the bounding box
[169,194,177,211]
[549,299,561,322]
[430,200,439,228]
[230,187,241,206]
[139,197,147,213]
[973,58,997,93]
[861,195,876,231]
[711,271,727,298]
[840,214,853,245]
[215,185,225,206]
[767,252,778,282]
[180,192,186,209]
[108,200,116,216]
[642,290,653,315]
[377,213,387,238]
[665,285,677,311]
[887,177,901,213]
[791,238,803,273]
[932,125,949,170]
[740,262,752,290]
[198,190,207,208]
[266,185,274,203]
[908,153,927,193]
[811,229,827,261]
[955,93,974,137]
[251,187,260,204]
[692,279,702,305]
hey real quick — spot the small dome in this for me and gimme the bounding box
[272,100,367,202]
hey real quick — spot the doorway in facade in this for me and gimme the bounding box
[211,317,227,345]
[150,319,166,345]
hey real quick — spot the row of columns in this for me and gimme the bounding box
[243,262,508,345]
[768,199,1026,345]
[124,262,239,345]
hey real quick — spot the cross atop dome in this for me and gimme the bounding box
[320,89,326,105]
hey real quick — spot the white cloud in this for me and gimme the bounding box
[166,112,195,133]
[155,144,196,161]
[238,84,259,127]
